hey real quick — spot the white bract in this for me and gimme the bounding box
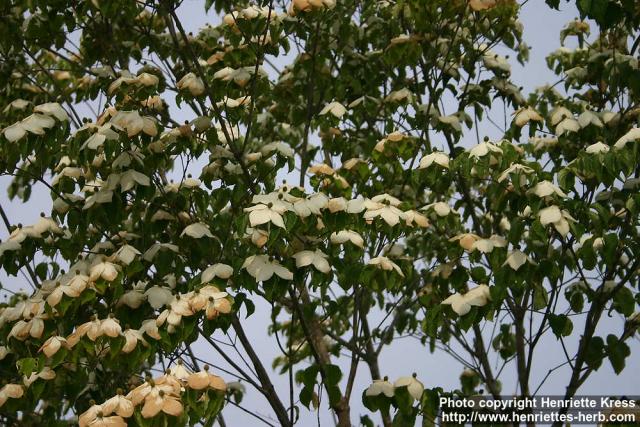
[442,285,491,316]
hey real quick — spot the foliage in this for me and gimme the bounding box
[0,0,639,426]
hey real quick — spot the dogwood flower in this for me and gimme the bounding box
[181,223,214,239]
[528,181,567,198]
[144,286,173,309]
[555,117,580,135]
[585,141,610,154]
[245,203,286,228]
[39,335,67,357]
[0,384,24,408]
[469,141,503,159]
[122,328,147,353]
[89,260,120,282]
[442,285,491,316]
[614,127,640,149]
[418,152,449,169]
[201,263,233,283]
[503,250,536,271]
[330,230,365,248]
[293,249,331,273]
[539,205,575,237]
[368,256,404,277]
[177,72,205,96]
[242,255,293,281]
[187,366,227,391]
[394,375,424,400]
[513,107,543,127]
[319,101,347,118]
[365,378,394,397]
[110,111,157,137]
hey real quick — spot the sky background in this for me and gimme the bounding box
[1,1,639,426]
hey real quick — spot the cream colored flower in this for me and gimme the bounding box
[442,285,491,316]
[503,250,535,271]
[181,222,214,239]
[293,249,331,273]
[330,230,364,248]
[585,141,609,154]
[177,72,205,96]
[614,127,640,149]
[242,255,293,282]
[319,101,347,118]
[469,141,503,159]
[245,203,286,228]
[512,106,541,127]
[539,205,575,237]
[418,152,449,169]
[0,384,24,408]
[365,378,394,397]
[368,256,404,277]
[89,260,120,282]
[394,375,424,400]
[122,328,147,353]
[201,263,233,283]
[528,181,567,198]
[39,335,67,357]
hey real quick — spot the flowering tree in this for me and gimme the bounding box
[0,0,639,425]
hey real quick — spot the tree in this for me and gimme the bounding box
[0,0,639,425]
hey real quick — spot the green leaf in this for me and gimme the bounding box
[606,334,630,374]
[549,314,573,338]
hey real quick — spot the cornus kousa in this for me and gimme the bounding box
[1,1,638,426]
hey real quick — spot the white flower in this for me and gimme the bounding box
[555,117,580,135]
[469,141,503,159]
[330,230,364,248]
[144,286,173,309]
[497,163,534,183]
[550,106,572,126]
[363,197,405,226]
[39,336,67,358]
[34,102,69,121]
[513,107,543,127]
[119,170,150,192]
[577,110,603,128]
[242,255,293,282]
[111,110,157,137]
[293,193,329,217]
[181,223,214,239]
[403,210,429,227]
[177,72,205,96]
[423,202,453,217]
[585,141,610,154]
[261,141,294,157]
[614,127,640,149]
[394,376,424,400]
[245,203,286,228]
[292,249,331,273]
[327,197,348,213]
[201,264,233,283]
[365,379,394,397]
[115,244,141,265]
[442,285,491,316]
[3,113,56,142]
[471,235,506,253]
[368,256,404,277]
[89,260,119,282]
[539,205,575,237]
[319,101,347,118]
[528,181,567,198]
[503,250,535,271]
[418,152,449,169]
[384,88,413,103]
